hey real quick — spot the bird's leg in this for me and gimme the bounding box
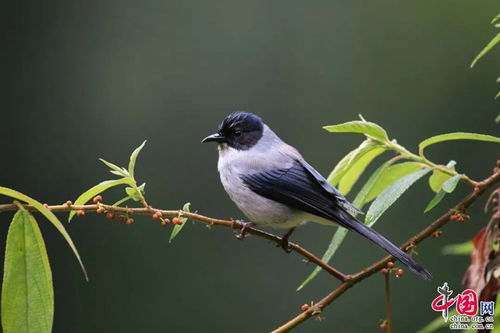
[233,220,254,240]
[280,227,296,253]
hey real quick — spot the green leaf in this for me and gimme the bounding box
[365,168,432,225]
[326,150,358,186]
[169,203,190,243]
[323,120,389,142]
[69,178,134,221]
[128,140,147,178]
[442,241,473,255]
[2,208,54,333]
[428,160,456,193]
[0,187,87,281]
[365,162,424,203]
[441,174,461,193]
[471,32,500,68]
[327,140,380,187]
[99,158,130,177]
[419,132,500,156]
[417,309,458,333]
[125,183,145,202]
[424,190,446,213]
[112,196,133,207]
[424,174,461,213]
[125,187,139,201]
[428,171,452,193]
[110,170,125,176]
[296,228,348,291]
[492,13,500,24]
[338,146,385,195]
[297,163,390,291]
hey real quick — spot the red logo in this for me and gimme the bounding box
[431,282,478,321]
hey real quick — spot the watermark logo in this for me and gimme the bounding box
[431,282,495,330]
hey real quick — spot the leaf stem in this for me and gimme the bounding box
[385,140,477,186]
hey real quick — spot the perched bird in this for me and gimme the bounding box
[202,111,431,280]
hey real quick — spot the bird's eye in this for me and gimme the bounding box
[233,130,242,137]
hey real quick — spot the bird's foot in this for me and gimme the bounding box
[279,227,296,253]
[232,220,254,240]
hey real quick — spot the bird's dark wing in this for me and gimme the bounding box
[300,160,364,215]
[241,159,360,222]
[240,159,432,280]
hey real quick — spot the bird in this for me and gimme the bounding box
[202,111,431,280]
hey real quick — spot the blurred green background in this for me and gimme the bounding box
[1,1,499,332]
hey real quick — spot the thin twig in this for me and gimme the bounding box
[385,272,392,333]
[0,168,497,332]
[0,203,348,282]
[271,167,500,333]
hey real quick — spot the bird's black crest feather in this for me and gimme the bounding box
[217,111,264,150]
[218,111,263,133]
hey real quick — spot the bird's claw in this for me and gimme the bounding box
[279,227,296,254]
[280,240,293,253]
[232,220,254,240]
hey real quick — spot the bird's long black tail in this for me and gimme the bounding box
[336,210,432,280]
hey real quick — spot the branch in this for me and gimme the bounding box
[0,202,348,282]
[271,167,500,333]
[0,168,497,332]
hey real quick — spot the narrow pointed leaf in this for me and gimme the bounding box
[0,187,87,280]
[327,140,380,186]
[2,208,54,333]
[424,190,446,213]
[326,149,358,186]
[424,174,461,213]
[441,174,461,193]
[297,228,348,291]
[128,140,147,178]
[112,196,133,207]
[428,170,452,193]
[125,187,140,201]
[492,14,500,24]
[365,162,424,203]
[470,32,500,68]
[338,146,385,195]
[169,203,190,243]
[69,178,134,221]
[324,120,389,141]
[366,168,432,225]
[419,132,500,155]
[428,160,456,192]
[99,158,129,177]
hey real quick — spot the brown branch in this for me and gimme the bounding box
[271,167,500,333]
[1,168,497,332]
[0,203,348,282]
[385,272,392,333]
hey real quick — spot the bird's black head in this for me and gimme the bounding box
[202,111,264,150]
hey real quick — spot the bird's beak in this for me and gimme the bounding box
[201,133,225,143]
